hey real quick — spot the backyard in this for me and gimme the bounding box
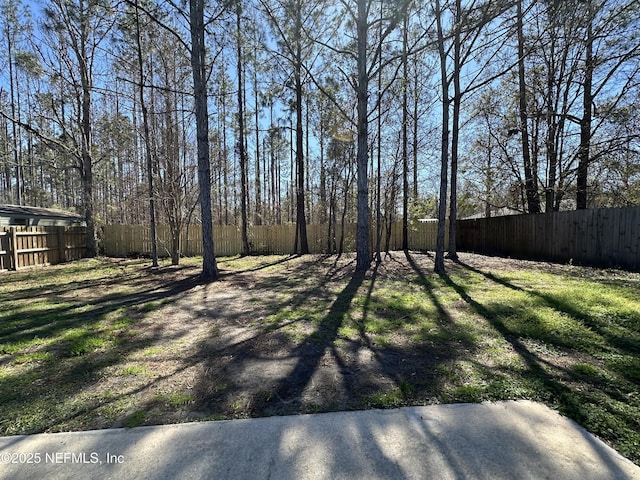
[0,252,639,464]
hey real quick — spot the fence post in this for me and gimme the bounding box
[58,227,66,263]
[9,226,18,270]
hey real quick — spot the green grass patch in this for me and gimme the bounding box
[111,316,134,330]
[67,334,110,356]
[143,347,164,357]
[0,254,639,465]
[0,340,37,355]
[362,389,406,408]
[13,352,55,365]
[97,397,134,420]
[572,363,604,378]
[138,302,161,313]
[439,263,640,463]
[216,254,291,272]
[449,384,484,403]
[0,258,174,435]
[604,355,640,382]
[124,410,146,428]
[263,305,323,330]
[361,380,415,408]
[118,365,149,376]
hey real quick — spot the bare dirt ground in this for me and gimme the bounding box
[82,251,634,428]
[5,251,639,462]
[101,253,422,426]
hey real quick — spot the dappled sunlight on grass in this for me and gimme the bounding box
[0,256,205,435]
[1,253,639,463]
[481,299,608,352]
[436,258,640,462]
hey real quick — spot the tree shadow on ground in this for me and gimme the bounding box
[191,253,476,419]
[0,265,208,434]
[455,260,640,354]
[217,254,300,275]
[443,259,640,462]
[267,270,366,406]
[191,256,365,417]
[402,252,478,356]
[8,254,637,461]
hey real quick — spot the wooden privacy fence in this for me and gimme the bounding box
[457,206,640,270]
[0,226,86,271]
[102,221,445,258]
[102,207,639,270]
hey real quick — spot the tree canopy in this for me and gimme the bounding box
[1,0,638,274]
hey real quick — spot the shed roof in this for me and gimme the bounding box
[0,204,83,220]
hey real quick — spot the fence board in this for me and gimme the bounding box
[0,226,86,270]
[103,209,638,271]
[457,206,639,271]
[102,221,442,259]
[0,231,9,271]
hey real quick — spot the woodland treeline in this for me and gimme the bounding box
[0,0,638,274]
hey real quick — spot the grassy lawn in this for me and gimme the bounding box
[0,253,638,464]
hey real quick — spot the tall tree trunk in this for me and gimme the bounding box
[339,167,351,256]
[319,117,327,225]
[189,0,218,279]
[412,67,419,201]
[305,100,311,224]
[447,0,461,261]
[517,0,540,214]
[434,0,449,275]
[2,116,10,193]
[294,0,309,254]
[544,27,558,213]
[164,59,182,266]
[484,146,493,218]
[577,3,593,210]
[6,23,21,205]
[355,0,370,272]
[289,121,294,223]
[269,100,276,224]
[134,0,158,267]
[222,79,229,226]
[78,7,96,257]
[236,2,250,255]
[401,10,409,252]
[254,70,262,225]
[375,2,383,263]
